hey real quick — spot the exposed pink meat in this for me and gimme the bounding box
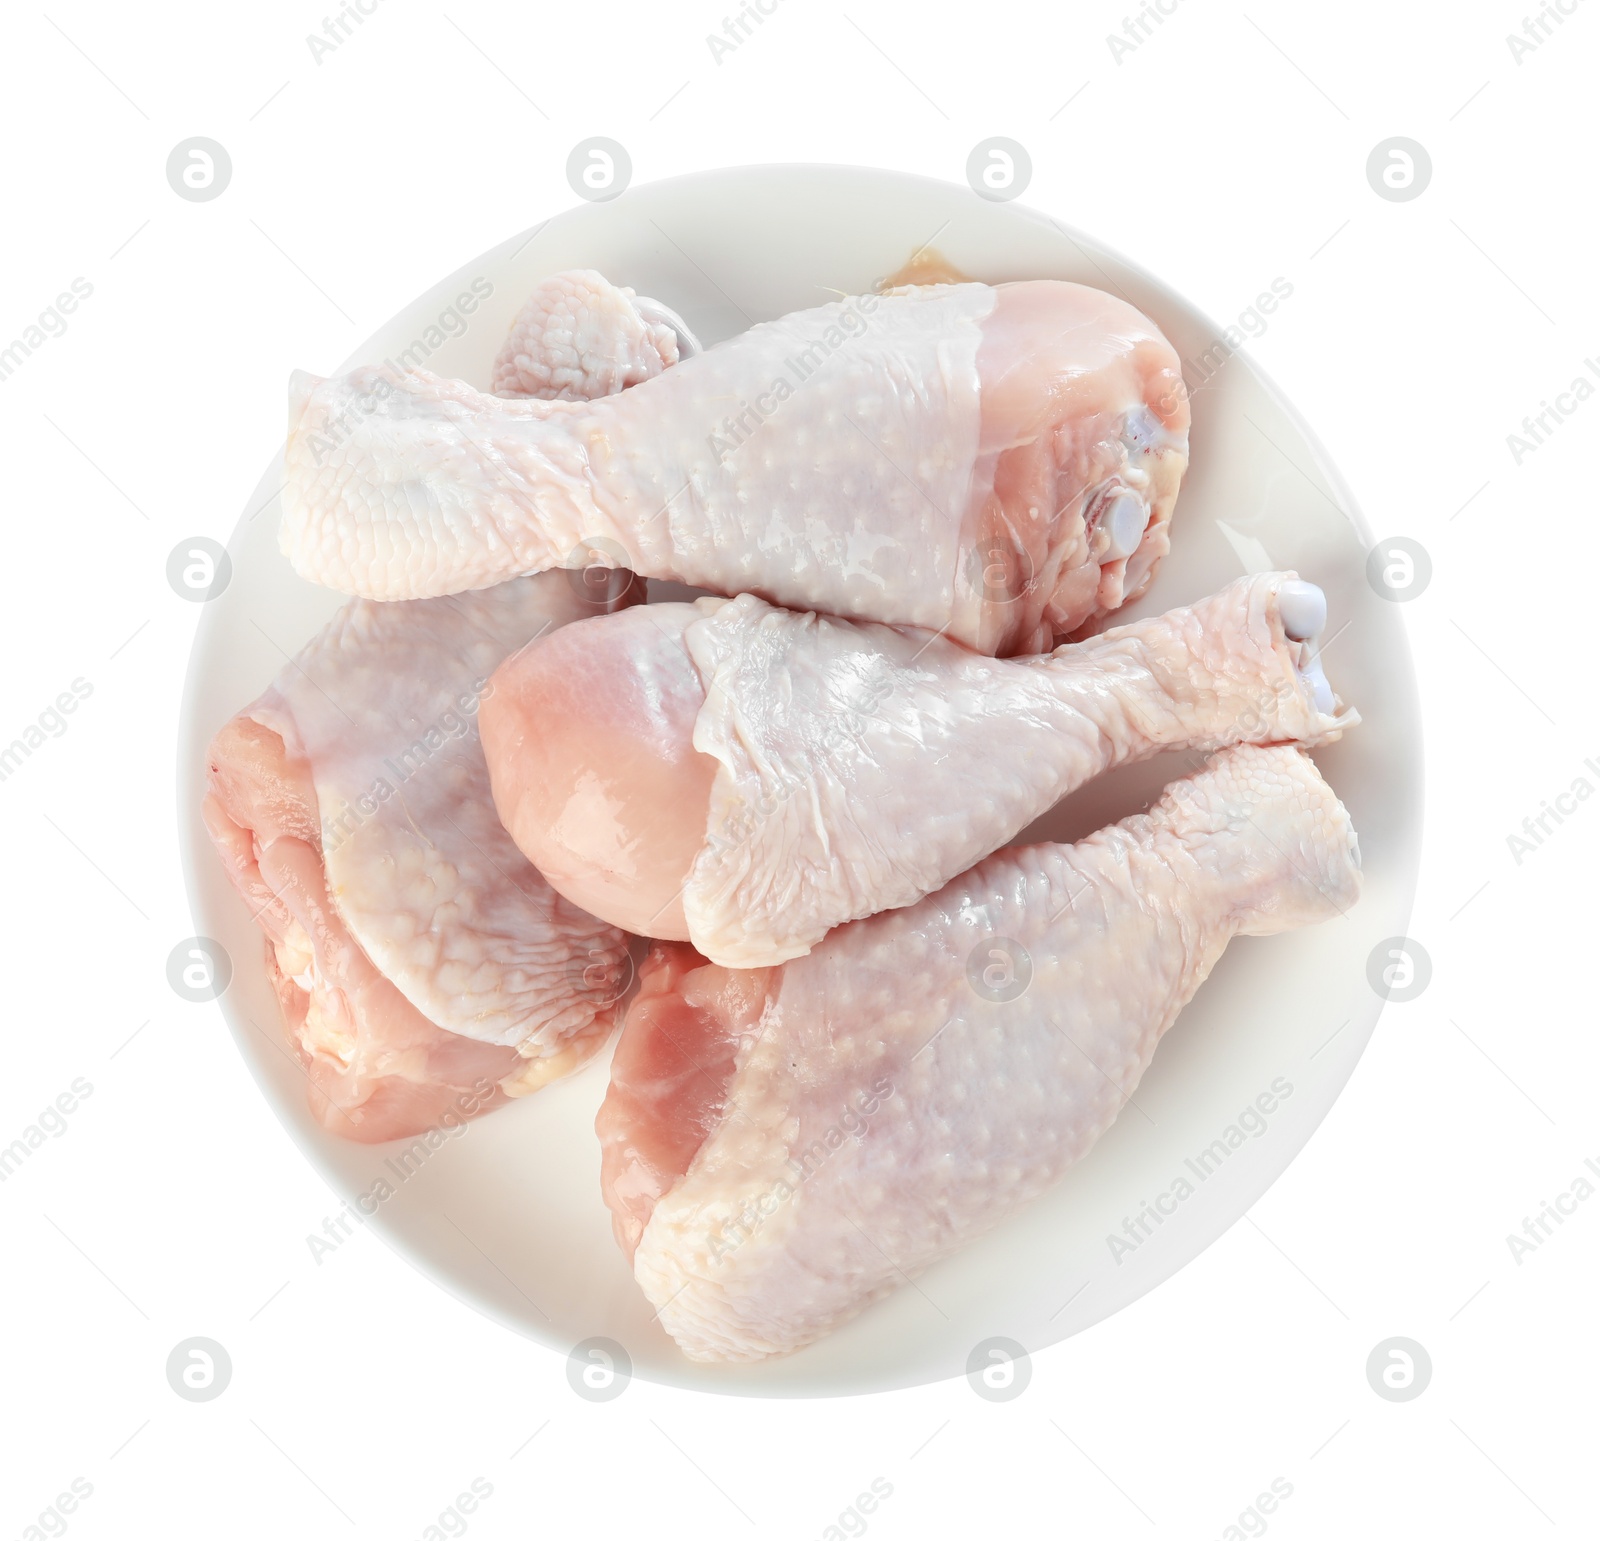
[204,717,522,1143]
[597,945,768,1256]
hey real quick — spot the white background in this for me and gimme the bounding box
[1,1,1595,1536]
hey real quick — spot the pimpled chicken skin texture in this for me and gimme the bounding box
[597,744,1362,1362]
[204,279,672,1144]
[482,571,1351,968]
[203,573,636,1144]
[204,725,521,1142]
[492,269,679,400]
[281,280,1190,655]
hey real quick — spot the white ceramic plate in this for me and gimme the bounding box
[178,165,1421,1397]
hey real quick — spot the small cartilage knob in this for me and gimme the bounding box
[1101,491,1148,560]
[1278,580,1327,642]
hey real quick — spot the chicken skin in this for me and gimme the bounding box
[598,744,1361,1361]
[203,575,635,1141]
[281,281,1189,654]
[204,272,674,1141]
[482,572,1347,966]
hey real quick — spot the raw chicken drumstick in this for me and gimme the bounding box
[481,571,1350,968]
[203,575,636,1142]
[597,743,1362,1362]
[282,280,1190,655]
[492,268,699,400]
[203,272,671,1142]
